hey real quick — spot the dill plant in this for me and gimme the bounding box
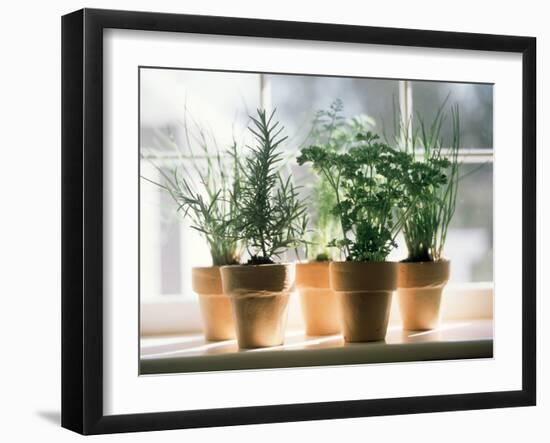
[304,100,345,261]
[236,109,308,265]
[141,118,243,266]
[302,100,375,261]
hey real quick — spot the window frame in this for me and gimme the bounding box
[140,76,495,305]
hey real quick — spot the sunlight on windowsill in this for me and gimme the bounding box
[141,320,491,361]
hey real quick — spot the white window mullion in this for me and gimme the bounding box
[399,80,413,144]
[260,73,272,112]
[140,162,162,300]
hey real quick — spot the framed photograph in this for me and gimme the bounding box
[62,8,536,435]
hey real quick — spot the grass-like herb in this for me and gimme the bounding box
[236,109,308,265]
[392,102,461,262]
[141,116,243,266]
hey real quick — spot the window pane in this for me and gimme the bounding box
[446,163,493,282]
[140,68,261,152]
[159,187,182,294]
[140,68,261,296]
[269,74,400,148]
[411,81,493,148]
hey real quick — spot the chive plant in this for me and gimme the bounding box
[236,109,308,265]
[394,103,461,262]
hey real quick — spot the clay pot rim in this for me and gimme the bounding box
[296,260,331,263]
[221,262,296,294]
[296,261,330,267]
[296,261,331,289]
[399,258,450,265]
[221,262,294,269]
[329,260,398,291]
[329,260,399,266]
[192,266,223,294]
[192,265,221,271]
[397,259,450,289]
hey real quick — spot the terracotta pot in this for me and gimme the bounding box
[330,261,397,342]
[296,262,340,336]
[220,263,294,349]
[192,267,235,341]
[397,260,450,330]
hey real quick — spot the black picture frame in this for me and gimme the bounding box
[62,8,536,435]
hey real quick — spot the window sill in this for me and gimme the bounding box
[140,319,493,374]
[140,282,493,336]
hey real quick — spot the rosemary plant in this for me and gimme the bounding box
[141,119,243,266]
[396,104,461,262]
[298,118,444,262]
[236,109,308,265]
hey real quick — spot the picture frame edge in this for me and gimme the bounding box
[61,8,537,435]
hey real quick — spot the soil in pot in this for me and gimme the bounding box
[397,260,450,330]
[220,263,295,349]
[296,262,340,336]
[330,261,397,342]
[192,267,236,341]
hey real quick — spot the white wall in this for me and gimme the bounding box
[0,0,546,441]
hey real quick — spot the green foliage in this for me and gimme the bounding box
[236,109,308,264]
[303,100,375,261]
[392,103,461,262]
[304,100,345,261]
[141,119,243,267]
[298,128,440,262]
[308,175,340,261]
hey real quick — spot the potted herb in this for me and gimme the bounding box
[296,180,340,336]
[142,126,242,341]
[220,109,307,348]
[296,101,347,336]
[395,105,461,330]
[298,130,425,342]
